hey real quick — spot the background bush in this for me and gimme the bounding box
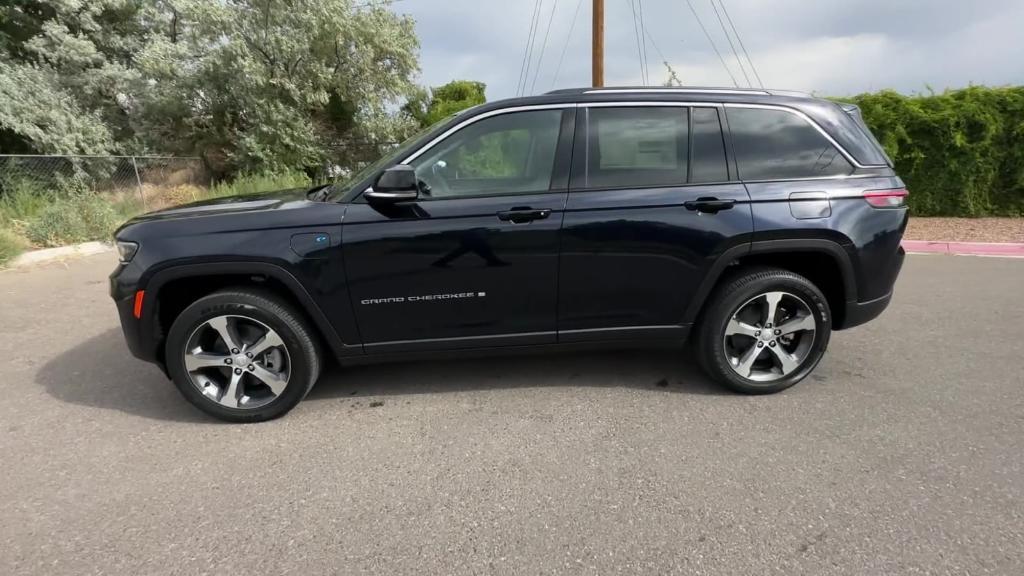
[845,86,1024,216]
[23,195,122,248]
[0,228,27,266]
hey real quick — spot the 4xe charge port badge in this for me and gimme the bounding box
[361,292,486,305]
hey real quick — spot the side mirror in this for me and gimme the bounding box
[365,165,418,203]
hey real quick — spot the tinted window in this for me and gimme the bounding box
[410,109,562,198]
[726,107,853,180]
[690,108,729,183]
[586,107,688,188]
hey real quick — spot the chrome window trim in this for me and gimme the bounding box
[742,173,887,184]
[723,102,877,169]
[400,104,575,165]
[397,100,881,176]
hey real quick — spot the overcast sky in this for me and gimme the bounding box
[393,0,1024,100]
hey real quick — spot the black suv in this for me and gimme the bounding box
[111,87,907,422]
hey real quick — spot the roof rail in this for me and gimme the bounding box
[580,87,771,95]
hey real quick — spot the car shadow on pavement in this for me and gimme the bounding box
[37,329,728,422]
[308,347,729,402]
[36,328,212,423]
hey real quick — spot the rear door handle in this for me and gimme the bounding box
[683,197,735,214]
[496,208,551,223]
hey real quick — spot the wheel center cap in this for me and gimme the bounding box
[761,331,774,342]
[234,354,250,366]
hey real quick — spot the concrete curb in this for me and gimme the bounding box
[6,241,113,269]
[902,240,1024,257]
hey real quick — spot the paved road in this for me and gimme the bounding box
[1,253,1022,575]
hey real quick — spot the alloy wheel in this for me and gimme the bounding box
[183,314,291,409]
[722,291,817,382]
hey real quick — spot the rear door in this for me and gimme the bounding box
[342,106,574,352]
[557,103,753,341]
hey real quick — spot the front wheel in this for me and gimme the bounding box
[696,267,831,394]
[165,289,322,422]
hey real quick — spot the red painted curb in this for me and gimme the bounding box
[902,240,1024,257]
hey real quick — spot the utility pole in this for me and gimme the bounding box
[592,0,604,87]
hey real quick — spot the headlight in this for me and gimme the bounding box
[116,240,139,263]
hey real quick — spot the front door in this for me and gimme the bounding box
[558,104,754,341]
[343,107,574,353]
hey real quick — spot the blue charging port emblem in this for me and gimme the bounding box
[291,232,331,258]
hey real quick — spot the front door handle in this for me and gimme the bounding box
[497,208,551,223]
[683,197,735,214]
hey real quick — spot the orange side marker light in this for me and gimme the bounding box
[133,290,145,319]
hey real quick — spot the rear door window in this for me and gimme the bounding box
[726,107,853,181]
[586,107,689,188]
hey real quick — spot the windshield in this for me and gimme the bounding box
[329,116,452,200]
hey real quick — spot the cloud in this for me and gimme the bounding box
[396,0,1024,100]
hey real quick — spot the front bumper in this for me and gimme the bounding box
[110,262,161,366]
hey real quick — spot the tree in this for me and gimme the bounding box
[405,80,487,128]
[0,0,158,154]
[662,62,683,87]
[136,0,421,176]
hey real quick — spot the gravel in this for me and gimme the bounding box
[905,217,1023,243]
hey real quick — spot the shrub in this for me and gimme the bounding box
[0,179,54,226]
[842,86,1024,216]
[24,194,122,248]
[207,171,312,199]
[0,228,27,266]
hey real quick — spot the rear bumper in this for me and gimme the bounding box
[840,291,893,329]
[838,243,903,330]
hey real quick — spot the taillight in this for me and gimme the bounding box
[863,188,908,208]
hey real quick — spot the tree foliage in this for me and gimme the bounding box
[1,0,422,177]
[844,86,1024,216]
[137,0,421,176]
[0,0,158,153]
[406,80,486,128]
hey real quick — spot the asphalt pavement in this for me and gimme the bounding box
[1,253,1022,575]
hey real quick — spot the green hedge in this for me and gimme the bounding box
[842,86,1024,216]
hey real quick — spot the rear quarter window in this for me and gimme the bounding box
[726,107,853,181]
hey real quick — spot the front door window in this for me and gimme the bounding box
[408,109,563,198]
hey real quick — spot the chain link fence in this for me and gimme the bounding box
[0,155,209,212]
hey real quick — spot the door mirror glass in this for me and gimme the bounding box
[366,165,419,202]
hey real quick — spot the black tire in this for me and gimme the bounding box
[165,289,321,422]
[695,267,831,394]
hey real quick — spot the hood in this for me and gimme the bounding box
[124,187,313,225]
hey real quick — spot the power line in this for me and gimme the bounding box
[529,0,560,95]
[709,0,751,87]
[684,0,738,87]
[638,0,650,85]
[551,0,586,91]
[517,0,544,96]
[626,0,646,85]
[718,0,764,88]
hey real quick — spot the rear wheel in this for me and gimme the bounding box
[696,267,831,394]
[166,289,321,422]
